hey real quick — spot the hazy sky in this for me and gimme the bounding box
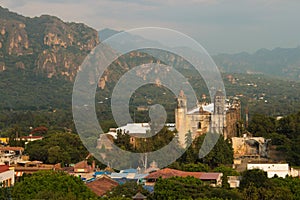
[1,0,300,54]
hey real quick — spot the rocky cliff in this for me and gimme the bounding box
[0,7,99,80]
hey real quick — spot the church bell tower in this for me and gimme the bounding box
[175,90,188,147]
[211,90,226,136]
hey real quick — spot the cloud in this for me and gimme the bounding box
[1,0,300,53]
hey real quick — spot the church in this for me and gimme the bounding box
[175,90,241,147]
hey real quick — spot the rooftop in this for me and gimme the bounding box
[145,168,222,181]
[199,173,222,180]
[0,147,24,151]
[145,168,203,179]
[187,103,214,115]
[117,123,150,135]
[0,165,9,173]
[86,175,118,196]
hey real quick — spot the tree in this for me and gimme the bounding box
[12,171,97,200]
[240,169,268,189]
[196,134,234,168]
[153,176,242,200]
[0,186,11,200]
[48,146,70,164]
[25,132,88,164]
[168,162,210,172]
[248,113,276,137]
[105,181,149,199]
[154,176,204,199]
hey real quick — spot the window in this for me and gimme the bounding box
[198,122,201,129]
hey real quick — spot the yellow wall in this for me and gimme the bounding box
[0,138,9,144]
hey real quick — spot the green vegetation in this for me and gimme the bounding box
[248,111,300,165]
[153,176,242,200]
[103,181,149,199]
[150,169,300,200]
[11,171,97,200]
[1,7,300,200]
[178,134,234,168]
[25,132,88,164]
[239,169,300,200]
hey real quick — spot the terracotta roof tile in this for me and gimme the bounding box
[0,165,9,173]
[145,168,203,179]
[86,176,119,196]
[0,147,24,151]
[199,173,222,180]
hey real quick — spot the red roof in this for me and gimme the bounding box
[74,160,92,172]
[145,168,222,181]
[0,147,24,151]
[0,165,9,173]
[74,161,89,169]
[86,175,118,196]
[20,136,43,139]
[145,168,203,179]
[199,173,222,180]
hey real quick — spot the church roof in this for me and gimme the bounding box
[187,103,214,114]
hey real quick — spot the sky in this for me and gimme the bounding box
[1,0,300,54]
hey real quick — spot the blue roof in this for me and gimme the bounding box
[94,171,111,176]
[110,173,129,179]
[120,168,138,173]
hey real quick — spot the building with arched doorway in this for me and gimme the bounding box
[175,90,241,147]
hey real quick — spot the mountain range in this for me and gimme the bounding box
[0,7,299,117]
[214,47,300,80]
[99,28,300,81]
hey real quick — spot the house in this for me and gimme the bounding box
[144,168,223,187]
[19,134,43,142]
[199,172,223,187]
[63,160,97,182]
[86,175,119,196]
[132,192,147,200]
[109,168,149,184]
[117,123,150,135]
[74,160,94,173]
[290,167,300,177]
[0,165,14,187]
[0,146,24,165]
[227,176,242,188]
[247,163,289,178]
[0,138,9,145]
[0,147,24,156]
[12,161,58,177]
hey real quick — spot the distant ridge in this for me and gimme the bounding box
[213,47,300,81]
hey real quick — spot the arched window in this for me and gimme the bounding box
[180,100,183,107]
[198,122,202,129]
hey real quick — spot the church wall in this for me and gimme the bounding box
[175,90,241,147]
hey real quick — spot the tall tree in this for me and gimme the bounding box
[12,171,97,200]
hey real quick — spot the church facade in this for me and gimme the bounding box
[175,90,241,147]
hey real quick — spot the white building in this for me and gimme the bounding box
[117,123,150,135]
[247,163,289,178]
[0,147,24,165]
[0,165,15,187]
[227,176,242,188]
